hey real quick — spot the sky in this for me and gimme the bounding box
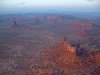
[0,0,100,14]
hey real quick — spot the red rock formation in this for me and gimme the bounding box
[71,22,93,30]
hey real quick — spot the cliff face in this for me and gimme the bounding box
[26,37,100,75]
[48,37,100,75]
[61,37,77,53]
[54,38,81,69]
[63,42,76,53]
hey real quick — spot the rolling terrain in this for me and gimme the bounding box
[0,13,100,75]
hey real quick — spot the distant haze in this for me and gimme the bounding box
[0,0,100,14]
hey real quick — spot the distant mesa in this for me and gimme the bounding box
[71,22,93,30]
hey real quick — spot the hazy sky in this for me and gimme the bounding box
[0,0,99,8]
[0,0,100,14]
